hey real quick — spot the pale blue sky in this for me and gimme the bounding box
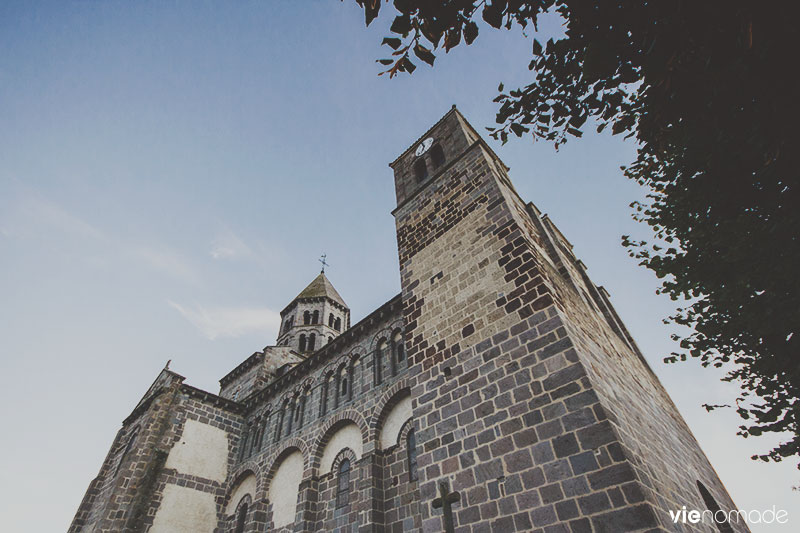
[0,2,795,531]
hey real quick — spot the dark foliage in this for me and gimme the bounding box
[351,0,800,469]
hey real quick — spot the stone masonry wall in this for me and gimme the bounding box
[392,108,746,533]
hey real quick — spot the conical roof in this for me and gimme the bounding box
[294,271,347,307]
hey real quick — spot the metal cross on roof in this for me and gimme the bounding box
[319,253,329,273]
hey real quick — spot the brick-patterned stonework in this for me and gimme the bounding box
[70,108,746,533]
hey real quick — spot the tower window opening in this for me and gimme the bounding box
[303,311,310,325]
[431,144,445,169]
[308,333,316,351]
[341,377,348,397]
[313,310,319,324]
[414,158,428,182]
[334,317,341,331]
[329,313,334,327]
[299,334,307,352]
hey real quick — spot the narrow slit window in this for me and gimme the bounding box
[414,158,428,182]
[336,458,351,508]
[234,500,248,533]
[299,334,306,352]
[431,144,445,169]
[407,428,418,482]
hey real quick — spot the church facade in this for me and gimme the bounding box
[69,108,747,533]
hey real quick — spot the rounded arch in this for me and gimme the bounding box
[370,379,411,444]
[232,493,252,533]
[264,439,309,487]
[331,446,358,474]
[224,470,258,516]
[310,410,369,473]
[265,443,307,530]
[368,328,394,354]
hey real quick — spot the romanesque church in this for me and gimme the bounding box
[69,108,747,532]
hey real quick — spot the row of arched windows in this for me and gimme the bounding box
[413,143,446,182]
[299,333,316,352]
[319,360,356,417]
[238,331,406,462]
[230,431,418,530]
[282,315,294,334]
[303,310,319,325]
[374,330,405,385]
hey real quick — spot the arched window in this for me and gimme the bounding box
[431,143,445,169]
[407,428,418,482]
[274,408,285,443]
[336,458,351,508]
[303,311,310,325]
[320,374,329,416]
[394,330,405,364]
[329,313,334,327]
[313,310,319,324]
[299,334,307,352]
[697,481,734,532]
[234,499,248,533]
[308,333,316,351]
[250,418,261,455]
[414,158,428,182]
[334,317,341,331]
[340,368,348,398]
[375,339,387,385]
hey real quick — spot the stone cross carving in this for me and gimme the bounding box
[432,480,461,533]
[319,253,329,273]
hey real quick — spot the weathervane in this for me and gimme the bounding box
[319,253,329,273]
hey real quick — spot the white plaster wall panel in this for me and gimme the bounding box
[225,473,257,515]
[150,484,216,533]
[164,419,228,482]
[319,423,363,474]
[379,395,412,450]
[268,450,303,528]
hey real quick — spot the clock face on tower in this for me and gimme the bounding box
[415,137,434,156]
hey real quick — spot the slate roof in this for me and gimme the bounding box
[293,272,347,307]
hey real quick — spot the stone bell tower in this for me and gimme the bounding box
[390,106,747,532]
[276,271,350,354]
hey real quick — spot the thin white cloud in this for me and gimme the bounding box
[130,246,202,285]
[210,230,254,260]
[2,193,106,242]
[2,188,204,285]
[168,300,280,340]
